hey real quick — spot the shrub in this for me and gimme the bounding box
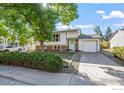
[0,51,63,72]
[113,47,124,61]
[100,40,109,49]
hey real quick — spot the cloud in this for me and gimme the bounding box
[76,24,94,29]
[102,11,124,19]
[113,23,124,26]
[96,10,105,14]
[56,23,72,30]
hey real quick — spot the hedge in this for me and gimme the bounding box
[0,51,63,72]
[113,47,124,61]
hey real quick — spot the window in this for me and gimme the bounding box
[54,46,57,50]
[6,45,13,48]
[53,34,60,42]
[53,46,60,50]
[58,46,60,50]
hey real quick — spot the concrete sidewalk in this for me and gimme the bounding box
[0,65,89,85]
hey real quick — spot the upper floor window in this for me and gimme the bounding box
[53,34,60,42]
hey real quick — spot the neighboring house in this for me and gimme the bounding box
[44,29,101,52]
[0,36,35,51]
[109,29,124,49]
[0,37,8,46]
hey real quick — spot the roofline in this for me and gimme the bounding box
[109,30,118,41]
[78,37,101,39]
[53,28,81,33]
[109,29,124,41]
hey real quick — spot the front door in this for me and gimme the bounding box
[69,39,75,51]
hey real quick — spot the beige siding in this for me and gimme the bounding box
[110,31,124,48]
[67,31,78,38]
[44,32,67,46]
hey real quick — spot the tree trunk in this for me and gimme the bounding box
[40,41,44,52]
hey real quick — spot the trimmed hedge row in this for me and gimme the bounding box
[113,47,124,61]
[0,51,63,72]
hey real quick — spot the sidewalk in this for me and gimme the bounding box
[0,65,85,85]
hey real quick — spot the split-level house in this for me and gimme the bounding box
[109,29,124,49]
[44,29,101,52]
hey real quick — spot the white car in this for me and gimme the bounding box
[4,45,23,52]
[0,45,4,51]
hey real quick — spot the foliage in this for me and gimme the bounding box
[100,40,109,49]
[104,27,112,41]
[52,3,79,25]
[93,26,103,39]
[0,51,63,72]
[0,3,78,47]
[113,47,124,61]
[93,26,113,41]
[0,21,10,37]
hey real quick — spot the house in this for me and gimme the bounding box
[109,29,124,49]
[44,29,80,51]
[0,36,35,51]
[44,29,101,52]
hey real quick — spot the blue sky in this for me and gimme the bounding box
[56,3,124,34]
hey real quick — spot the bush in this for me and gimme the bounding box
[113,47,124,60]
[100,40,109,49]
[0,51,63,72]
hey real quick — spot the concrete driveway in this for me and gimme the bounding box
[78,53,124,85]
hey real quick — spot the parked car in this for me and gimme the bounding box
[4,45,23,52]
[0,45,4,51]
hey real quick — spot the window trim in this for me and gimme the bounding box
[53,34,60,42]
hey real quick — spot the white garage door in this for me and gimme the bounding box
[83,40,97,52]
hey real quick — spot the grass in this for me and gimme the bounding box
[102,48,124,67]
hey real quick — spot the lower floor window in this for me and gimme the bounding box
[53,46,60,50]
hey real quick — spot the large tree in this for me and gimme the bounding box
[93,26,103,39]
[104,27,112,41]
[0,3,78,51]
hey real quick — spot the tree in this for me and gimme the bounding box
[0,3,78,51]
[93,26,103,39]
[104,27,112,41]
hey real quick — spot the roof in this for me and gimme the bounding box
[53,28,81,33]
[78,34,101,39]
[109,29,124,41]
